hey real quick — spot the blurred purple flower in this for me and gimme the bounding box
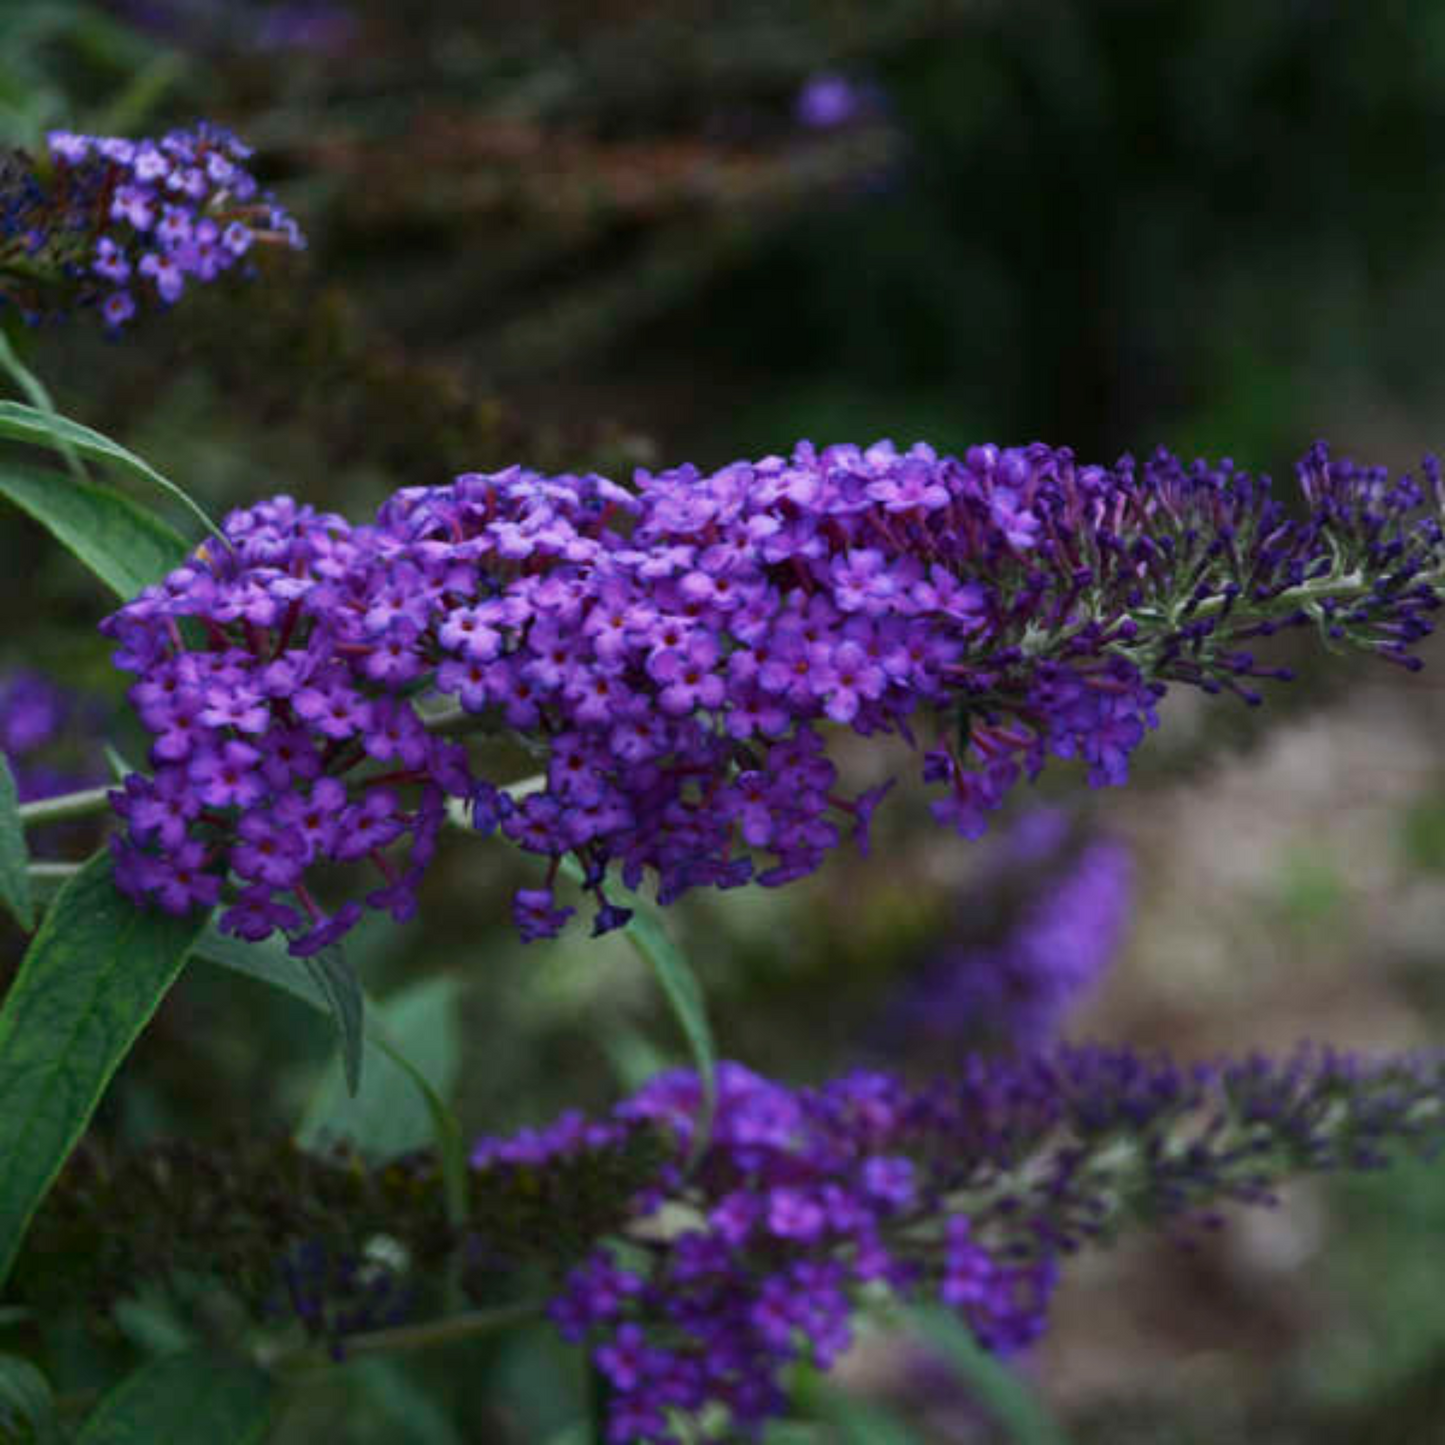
[891,809,1133,1051]
[0,670,107,804]
[795,72,868,130]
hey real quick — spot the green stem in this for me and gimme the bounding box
[27,861,82,881]
[261,1299,546,1375]
[1021,565,1445,661]
[18,785,113,827]
[1191,567,1366,619]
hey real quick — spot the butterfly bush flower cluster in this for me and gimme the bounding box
[101,438,1445,952]
[889,808,1134,1052]
[475,1061,1054,1443]
[471,1043,1445,1443]
[0,123,304,329]
[19,1043,1445,1444]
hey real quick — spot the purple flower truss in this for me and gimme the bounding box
[890,808,1134,1051]
[472,1043,1445,1443]
[100,439,1444,952]
[477,1062,1053,1443]
[0,123,304,329]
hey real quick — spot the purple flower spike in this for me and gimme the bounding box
[471,1040,1445,1443]
[102,437,1445,947]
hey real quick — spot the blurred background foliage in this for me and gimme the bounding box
[4,0,1445,1439]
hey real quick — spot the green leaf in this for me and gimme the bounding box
[759,1426,818,1445]
[299,945,364,1098]
[0,399,221,543]
[558,857,717,1156]
[616,904,716,1164]
[297,975,461,1164]
[192,929,469,1225]
[189,924,326,1012]
[0,753,33,930]
[903,1305,1072,1445]
[0,851,208,1288]
[623,908,715,1093]
[75,1350,272,1445]
[195,927,365,1096]
[0,460,190,600]
[0,1352,59,1444]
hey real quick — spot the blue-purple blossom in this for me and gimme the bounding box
[890,808,1134,1051]
[101,439,1445,948]
[473,1061,1054,1442]
[1,123,304,329]
[471,1041,1445,1443]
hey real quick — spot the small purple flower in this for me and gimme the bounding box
[290,900,364,957]
[795,73,866,130]
[513,887,574,942]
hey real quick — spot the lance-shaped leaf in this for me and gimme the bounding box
[0,327,86,485]
[194,925,365,1097]
[0,851,208,1287]
[0,461,190,600]
[622,904,717,1156]
[297,975,461,1164]
[75,1350,272,1444]
[0,398,221,543]
[300,945,364,1098]
[796,1369,927,1444]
